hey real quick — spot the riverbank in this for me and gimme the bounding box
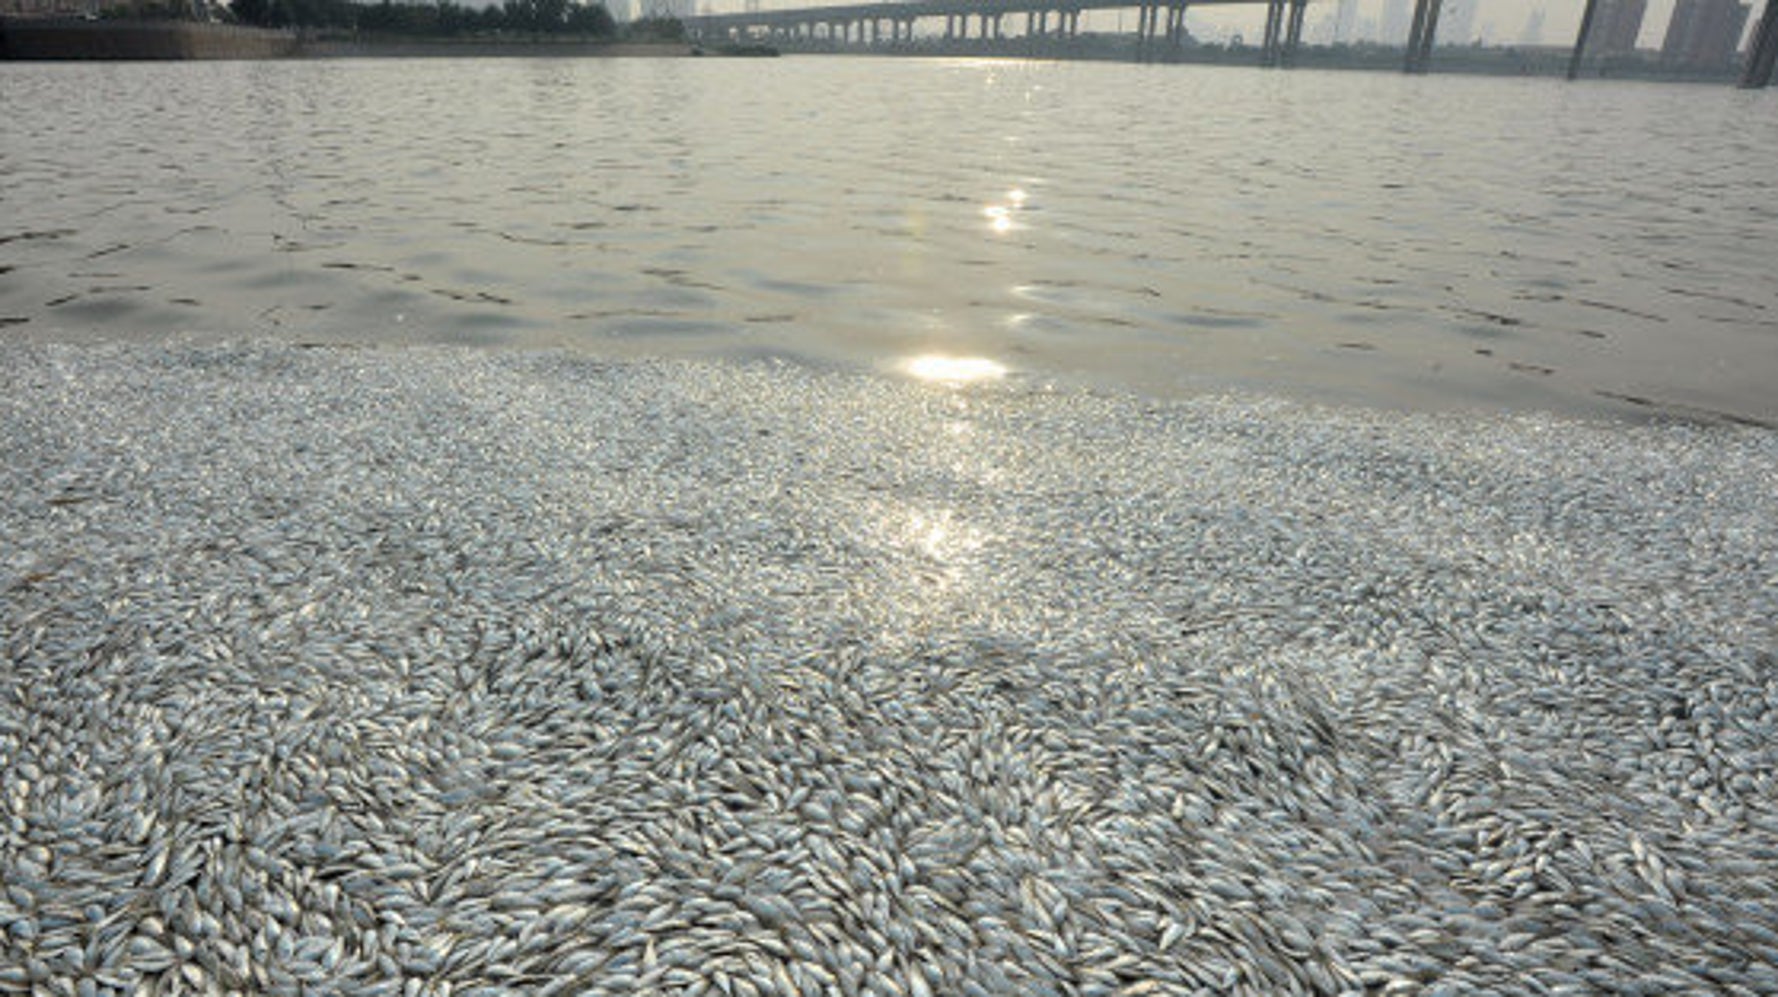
[0,18,297,60]
[299,38,699,58]
[3,339,1774,993]
[0,20,701,60]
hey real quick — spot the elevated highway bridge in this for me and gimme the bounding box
[688,0,1322,67]
[687,0,1778,85]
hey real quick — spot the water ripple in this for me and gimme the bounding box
[1,58,1773,422]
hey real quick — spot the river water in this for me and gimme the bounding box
[2,56,1774,422]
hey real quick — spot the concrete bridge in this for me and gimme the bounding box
[688,0,1778,85]
[687,0,1314,67]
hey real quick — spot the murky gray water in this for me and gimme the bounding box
[2,56,1774,421]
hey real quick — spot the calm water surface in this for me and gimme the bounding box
[3,57,1774,422]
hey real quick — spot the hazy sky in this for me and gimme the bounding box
[681,0,1766,50]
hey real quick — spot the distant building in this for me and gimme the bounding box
[1591,0,1648,53]
[1662,0,1750,67]
[1381,0,1411,44]
[1441,0,1477,45]
[1333,0,1358,42]
[2,0,218,15]
[1520,8,1546,45]
[1,0,93,14]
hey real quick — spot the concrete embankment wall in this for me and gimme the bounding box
[0,20,298,60]
[298,39,696,58]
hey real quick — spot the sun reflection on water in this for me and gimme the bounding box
[904,354,1008,386]
[983,187,1030,235]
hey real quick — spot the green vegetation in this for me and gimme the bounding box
[97,1,198,19]
[226,0,621,39]
[622,14,684,42]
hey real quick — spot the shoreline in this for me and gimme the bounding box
[0,18,298,59]
[298,38,701,59]
[3,339,1775,992]
[0,19,706,60]
[9,323,1771,433]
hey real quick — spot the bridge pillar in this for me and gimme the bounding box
[1283,0,1306,65]
[1404,0,1441,72]
[1565,0,1601,78]
[1260,0,1284,66]
[1745,0,1778,87]
[1165,3,1189,59]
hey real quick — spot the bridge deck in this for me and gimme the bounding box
[692,0,1265,31]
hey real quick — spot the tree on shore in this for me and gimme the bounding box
[622,13,682,40]
[227,0,615,36]
[229,0,354,27]
[563,1,614,35]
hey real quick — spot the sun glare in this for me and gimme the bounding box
[904,354,1008,385]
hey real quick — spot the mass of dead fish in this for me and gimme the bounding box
[2,342,1775,996]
